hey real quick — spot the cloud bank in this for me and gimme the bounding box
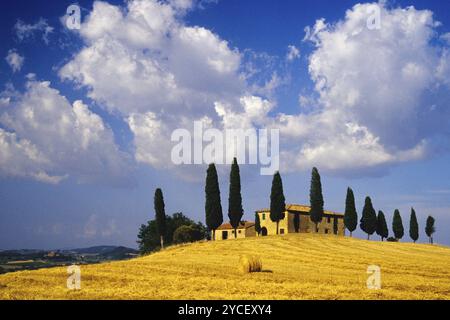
[0,80,131,185]
[2,0,450,185]
[279,3,450,174]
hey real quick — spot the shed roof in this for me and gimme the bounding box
[217,221,255,230]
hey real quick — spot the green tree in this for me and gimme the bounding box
[409,208,419,243]
[154,188,166,249]
[137,220,159,254]
[205,164,223,240]
[360,196,377,240]
[167,213,208,241]
[376,210,389,241]
[309,167,324,232]
[173,225,204,244]
[228,158,244,238]
[392,209,404,241]
[270,171,286,235]
[137,213,208,254]
[344,187,358,236]
[425,216,435,244]
[255,213,261,236]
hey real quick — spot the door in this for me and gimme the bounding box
[261,227,268,236]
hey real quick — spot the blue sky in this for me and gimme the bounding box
[0,0,449,249]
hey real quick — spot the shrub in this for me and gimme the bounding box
[386,237,398,242]
[173,225,204,244]
[239,255,262,273]
[137,213,208,254]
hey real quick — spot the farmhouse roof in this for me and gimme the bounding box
[217,221,255,230]
[255,204,344,217]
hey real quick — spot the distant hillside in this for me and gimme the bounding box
[1,234,449,300]
[66,246,137,256]
[0,246,138,256]
[0,249,45,259]
[67,246,118,254]
[0,246,138,275]
[101,246,138,257]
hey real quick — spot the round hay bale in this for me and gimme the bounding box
[239,255,262,273]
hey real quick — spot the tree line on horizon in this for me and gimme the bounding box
[140,161,437,252]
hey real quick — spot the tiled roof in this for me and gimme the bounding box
[217,221,255,230]
[255,204,344,216]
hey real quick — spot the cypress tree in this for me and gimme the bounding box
[309,167,324,232]
[228,158,243,238]
[154,188,166,249]
[392,209,404,241]
[270,171,286,235]
[205,164,223,240]
[425,216,435,244]
[255,212,261,236]
[376,210,388,241]
[360,196,377,240]
[409,208,419,243]
[344,187,358,237]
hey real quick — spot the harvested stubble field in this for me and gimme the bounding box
[1,233,449,300]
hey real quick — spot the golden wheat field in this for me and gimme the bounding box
[0,234,449,300]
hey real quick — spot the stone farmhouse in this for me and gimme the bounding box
[214,204,345,240]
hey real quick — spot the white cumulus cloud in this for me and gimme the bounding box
[59,0,247,174]
[59,0,243,116]
[0,80,131,185]
[56,0,450,178]
[278,2,450,175]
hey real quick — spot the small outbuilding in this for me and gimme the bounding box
[214,221,256,240]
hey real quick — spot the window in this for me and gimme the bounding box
[327,217,331,223]
[262,213,266,220]
[280,229,285,234]
[325,229,329,234]
[238,230,242,234]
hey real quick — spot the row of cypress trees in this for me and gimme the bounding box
[344,188,436,243]
[268,167,327,235]
[205,160,291,238]
[154,163,321,246]
[203,162,437,244]
[267,167,326,234]
[205,158,244,240]
[153,156,244,247]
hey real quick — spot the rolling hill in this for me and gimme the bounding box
[0,234,449,300]
[66,246,139,260]
[0,246,138,274]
